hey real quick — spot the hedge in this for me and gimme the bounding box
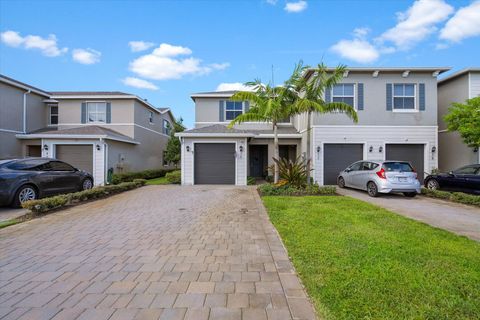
[258,183,337,196]
[22,179,146,214]
[111,169,173,184]
[421,188,480,207]
[165,170,181,184]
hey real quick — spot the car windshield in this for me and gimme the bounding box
[383,162,414,172]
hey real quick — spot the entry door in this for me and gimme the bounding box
[249,145,267,177]
[194,143,236,184]
[386,144,425,183]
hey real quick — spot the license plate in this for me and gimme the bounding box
[398,177,408,182]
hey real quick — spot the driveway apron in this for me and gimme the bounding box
[0,185,316,320]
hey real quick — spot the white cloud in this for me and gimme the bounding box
[129,43,229,80]
[216,83,255,92]
[439,1,480,42]
[330,28,380,63]
[129,41,155,52]
[284,1,307,13]
[122,77,158,90]
[0,30,67,57]
[378,0,454,50]
[266,0,278,4]
[72,48,101,64]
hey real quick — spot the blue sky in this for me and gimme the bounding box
[1,0,479,128]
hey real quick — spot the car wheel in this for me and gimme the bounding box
[426,179,440,190]
[367,182,379,197]
[82,178,93,190]
[13,185,38,208]
[337,176,345,188]
[403,192,417,198]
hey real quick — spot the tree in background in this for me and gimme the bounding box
[444,97,480,149]
[164,118,185,168]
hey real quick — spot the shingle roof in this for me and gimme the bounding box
[24,126,138,144]
[182,124,250,134]
[0,74,51,97]
[177,124,301,137]
[50,91,131,96]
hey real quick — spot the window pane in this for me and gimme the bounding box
[454,166,478,174]
[97,113,106,122]
[343,97,354,107]
[51,106,58,115]
[394,84,403,96]
[332,85,343,96]
[394,97,404,109]
[51,115,58,125]
[343,84,354,96]
[404,84,415,96]
[332,97,343,103]
[234,102,243,110]
[383,162,414,172]
[225,111,235,120]
[49,161,75,171]
[226,101,234,110]
[403,97,414,109]
[233,111,242,118]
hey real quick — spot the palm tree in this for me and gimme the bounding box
[291,63,359,184]
[228,80,295,183]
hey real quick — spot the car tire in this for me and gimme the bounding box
[426,179,440,190]
[337,176,345,188]
[403,192,417,198]
[82,178,93,190]
[13,185,38,208]
[367,182,379,197]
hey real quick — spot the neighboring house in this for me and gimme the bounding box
[437,68,480,171]
[0,74,176,186]
[177,67,449,186]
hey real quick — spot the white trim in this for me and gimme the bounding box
[392,83,416,111]
[468,72,472,99]
[42,123,169,138]
[176,133,254,138]
[16,133,139,144]
[0,128,24,134]
[256,134,302,138]
[194,121,294,126]
[311,125,438,129]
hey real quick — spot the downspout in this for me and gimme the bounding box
[23,90,31,133]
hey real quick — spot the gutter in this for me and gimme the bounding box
[23,90,31,133]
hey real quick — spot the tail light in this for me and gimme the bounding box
[376,168,386,179]
[412,167,418,179]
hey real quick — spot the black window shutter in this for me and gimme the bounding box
[386,84,392,111]
[106,102,111,123]
[219,100,225,122]
[81,102,87,123]
[357,83,364,110]
[419,83,425,111]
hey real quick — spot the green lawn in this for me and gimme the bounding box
[0,218,21,229]
[146,176,169,185]
[262,196,480,320]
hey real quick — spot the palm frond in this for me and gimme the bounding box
[323,102,359,122]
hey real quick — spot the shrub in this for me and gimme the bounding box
[111,169,172,184]
[258,183,336,196]
[273,156,311,187]
[22,180,146,214]
[247,176,256,185]
[421,188,480,207]
[165,170,181,184]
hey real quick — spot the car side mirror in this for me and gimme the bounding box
[448,171,454,176]
[345,168,351,173]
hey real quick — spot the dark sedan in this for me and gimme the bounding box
[0,158,94,207]
[424,164,480,195]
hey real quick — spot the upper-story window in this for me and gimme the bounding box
[225,101,243,121]
[87,102,107,123]
[163,119,171,135]
[149,111,154,124]
[393,84,415,110]
[332,84,354,107]
[49,105,58,125]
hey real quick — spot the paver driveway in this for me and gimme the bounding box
[0,186,316,320]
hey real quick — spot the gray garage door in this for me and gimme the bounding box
[324,144,363,185]
[386,144,425,183]
[194,143,235,184]
[56,145,93,174]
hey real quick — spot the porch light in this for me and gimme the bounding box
[369,146,373,153]
[431,146,436,153]
[96,144,101,151]
[239,146,244,152]
[379,146,383,153]
[43,144,48,151]
[316,146,321,153]
[474,147,479,153]
[186,145,190,152]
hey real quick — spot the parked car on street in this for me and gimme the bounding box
[337,160,421,197]
[424,164,480,195]
[0,158,94,207]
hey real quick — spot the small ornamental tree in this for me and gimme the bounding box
[164,118,185,168]
[444,97,480,149]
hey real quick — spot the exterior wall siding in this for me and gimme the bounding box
[181,137,248,185]
[470,72,480,97]
[312,126,438,185]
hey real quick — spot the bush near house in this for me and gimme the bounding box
[165,170,181,184]
[258,183,336,196]
[421,188,480,207]
[111,168,173,184]
[22,179,146,214]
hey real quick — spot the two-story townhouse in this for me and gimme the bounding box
[437,68,480,171]
[177,67,449,186]
[0,75,176,186]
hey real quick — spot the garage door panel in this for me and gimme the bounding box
[386,144,425,183]
[323,144,363,185]
[194,143,235,184]
[56,145,93,174]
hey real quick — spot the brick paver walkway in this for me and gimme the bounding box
[0,186,316,320]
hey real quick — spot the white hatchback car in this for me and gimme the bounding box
[337,160,421,197]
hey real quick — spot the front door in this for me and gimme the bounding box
[249,145,268,177]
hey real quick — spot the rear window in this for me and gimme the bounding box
[383,162,414,172]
